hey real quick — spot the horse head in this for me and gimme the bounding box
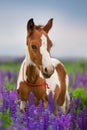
[26,18,54,78]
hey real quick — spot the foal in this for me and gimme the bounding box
[17,18,70,114]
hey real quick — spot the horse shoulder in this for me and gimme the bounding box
[55,61,68,106]
[46,58,61,95]
[51,58,68,88]
[47,58,68,106]
[17,58,27,90]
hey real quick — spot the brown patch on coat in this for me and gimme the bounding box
[55,64,66,106]
[54,85,61,101]
[26,65,39,83]
[17,65,48,107]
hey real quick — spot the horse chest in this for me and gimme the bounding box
[46,69,60,95]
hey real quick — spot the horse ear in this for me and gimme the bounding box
[27,18,35,35]
[43,18,53,33]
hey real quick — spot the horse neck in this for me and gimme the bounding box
[26,64,40,84]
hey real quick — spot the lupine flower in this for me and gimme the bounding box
[78,107,87,130]
[48,91,54,113]
[0,70,87,129]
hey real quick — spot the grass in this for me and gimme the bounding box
[61,59,87,74]
[0,59,87,74]
[0,61,21,72]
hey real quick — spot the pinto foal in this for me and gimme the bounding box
[17,18,70,114]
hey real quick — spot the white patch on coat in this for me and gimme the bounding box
[40,34,52,68]
[46,69,60,95]
[66,74,69,89]
[20,101,26,111]
[61,101,66,112]
[17,46,35,90]
[39,71,44,78]
[41,34,47,49]
[65,74,70,108]
[51,58,60,67]
[17,58,27,90]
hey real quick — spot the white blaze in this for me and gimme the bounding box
[40,34,52,67]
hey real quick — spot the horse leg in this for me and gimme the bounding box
[20,101,26,112]
[60,100,66,112]
[60,90,70,112]
[17,82,30,111]
[42,94,48,108]
[62,75,70,112]
[54,86,61,115]
[65,89,70,110]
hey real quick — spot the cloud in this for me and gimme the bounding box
[0,1,87,59]
[49,14,87,58]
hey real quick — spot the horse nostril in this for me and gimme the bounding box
[45,67,48,73]
[42,66,54,78]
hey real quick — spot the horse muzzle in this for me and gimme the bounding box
[42,65,54,78]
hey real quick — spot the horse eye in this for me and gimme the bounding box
[31,45,37,50]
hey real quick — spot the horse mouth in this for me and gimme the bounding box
[42,72,52,78]
[40,65,54,78]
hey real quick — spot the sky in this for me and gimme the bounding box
[0,0,87,59]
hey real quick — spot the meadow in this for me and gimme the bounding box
[0,58,87,130]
